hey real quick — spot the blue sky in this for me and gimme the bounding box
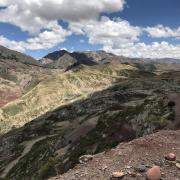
[114,0,180,27]
[0,0,180,59]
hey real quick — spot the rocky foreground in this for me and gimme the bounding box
[50,130,180,180]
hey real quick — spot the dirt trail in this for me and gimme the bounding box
[50,130,180,180]
[0,136,46,178]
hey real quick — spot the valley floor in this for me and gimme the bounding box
[50,130,180,180]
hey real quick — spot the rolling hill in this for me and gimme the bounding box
[0,63,180,179]
[0,46,180,180]
[0,63,138,134]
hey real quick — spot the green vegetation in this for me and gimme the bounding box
[0,63,137,134]
[7,137,59,180]
[1,61,180,179]
[23,76,41,94]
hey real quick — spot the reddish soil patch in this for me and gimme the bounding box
[0,89,20,107]
[50,130,180,180]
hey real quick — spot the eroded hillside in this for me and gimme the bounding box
[0,46,52,108]
[1,46,180,180]
[0,68,180,179]
[0,63,137,134]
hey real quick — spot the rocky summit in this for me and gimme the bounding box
[0,46,180,180]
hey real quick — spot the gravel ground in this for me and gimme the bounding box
[50,130,180,180]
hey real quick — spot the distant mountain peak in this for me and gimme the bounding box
[42,49,97,69]
[44,49,70,61]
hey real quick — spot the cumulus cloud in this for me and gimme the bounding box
[25,22,71,50]
[104,41,180,59]
[0,0,180,59]
[0,0,7,6]
[0,0,125,33]
[0,0,127,54]
[69,16,141,46]
[69,17,180,59]
[145,25,180,38]
[0,35,25,52]
[0,22,71,52]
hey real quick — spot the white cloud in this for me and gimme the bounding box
[145,25,180,38]
[0,35,25,52]
[69,17,180,59]
[0,0,126,54]
[0,0,125,34]
[1,15,180,59]
[1,0,180,60]
[0,22,71,52]
[69,16,141,46]
[104,41,180,59]
[0,0,7,6]
[25,22,71,50]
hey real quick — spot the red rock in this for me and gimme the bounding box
[165,153,176,161]
[112,171,125,178]
[146,166,161,180]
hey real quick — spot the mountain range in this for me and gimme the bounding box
[0,45,180,179]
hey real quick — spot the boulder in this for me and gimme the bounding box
[146,166,161,180]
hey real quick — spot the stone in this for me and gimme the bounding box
[146,166,161,180]
[161,172,166,178]
[145,164,151,168]
[165,153,176,161]
[101,165,108,171]
[128,171,137,177]
[176,163,180,169]
[136,173,142,177]
[118,151,123,156]
[112,171,125,178]
[134,164,146,172]
[79,155,93,164]
[125,165,132,169]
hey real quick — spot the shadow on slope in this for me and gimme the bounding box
[0,63,140,135]
[0,72,180,179]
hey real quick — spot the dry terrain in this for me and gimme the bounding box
[50,130,180,180]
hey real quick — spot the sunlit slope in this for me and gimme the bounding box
[0,64,138,134]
